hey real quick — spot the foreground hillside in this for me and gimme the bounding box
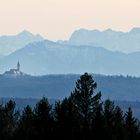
[0,74,140,101]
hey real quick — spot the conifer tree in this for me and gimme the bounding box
[113,106,124,140]
[54,98,79,140]
[70,73,101,139]
[91,101,104,140]
[103,99,116,140]
[34,97,54,139]
[124,107,140,140]
[15,105,35,140]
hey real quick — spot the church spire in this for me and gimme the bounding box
[17,61,20,71]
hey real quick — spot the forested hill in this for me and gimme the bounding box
[0,74,140,101]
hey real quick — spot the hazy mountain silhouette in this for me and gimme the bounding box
[63,27,140,53]
[0,30,43,55]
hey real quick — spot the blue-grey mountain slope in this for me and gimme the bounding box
[1,40,140,76]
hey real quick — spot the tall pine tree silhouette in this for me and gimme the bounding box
[124,107,140,140]
[70,72,101,139]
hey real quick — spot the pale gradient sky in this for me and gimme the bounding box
[0,0,140,40]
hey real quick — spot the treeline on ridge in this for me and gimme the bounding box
[0,73,139,140]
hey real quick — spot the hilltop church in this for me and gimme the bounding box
[4,61,24,76]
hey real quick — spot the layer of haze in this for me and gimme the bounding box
[0,0,140,40]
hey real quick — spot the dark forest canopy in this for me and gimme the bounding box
[0,73,139,140]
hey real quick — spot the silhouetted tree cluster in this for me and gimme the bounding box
[0,73,140,140]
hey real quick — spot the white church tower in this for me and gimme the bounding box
[17,61,20,71]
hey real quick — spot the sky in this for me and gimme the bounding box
[0,0,140,41]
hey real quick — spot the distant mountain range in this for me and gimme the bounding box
[62,27,140,53]
[0,40,140,75]
[0,30,43,55]
[0,28,140,75]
